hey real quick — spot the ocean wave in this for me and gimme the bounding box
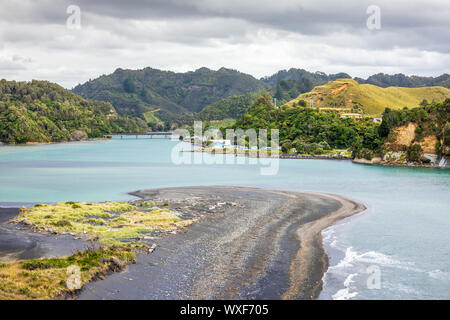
[331,273,359,300]
[428,269,450,280]
[329,246,419,272]
[324,246,423,300]
[321,218,449,300]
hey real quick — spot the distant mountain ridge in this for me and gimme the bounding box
[286,78,450,116]
[354,73,450,88]
[261,68,351,87]
[73,67,269,126]
[72,66,450,126]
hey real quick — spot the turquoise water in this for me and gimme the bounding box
[0,138,449,299]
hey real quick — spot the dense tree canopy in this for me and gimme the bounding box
[0,79,147,144]
[73,67,269,124]
[231,93,381,154]
[378,98,450,156]
[197,91,264,121]
[273,79,314,105]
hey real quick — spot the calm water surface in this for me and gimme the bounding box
[0,138,449,299]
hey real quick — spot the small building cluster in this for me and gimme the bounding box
[339,113,362,119]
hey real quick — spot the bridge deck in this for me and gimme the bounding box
[104,132,174,139]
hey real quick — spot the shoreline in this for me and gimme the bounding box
[283,192,365,299]
[353,157,450,169]
[0,186,366,300]
[0,137,110,147]
[79,186,366,300]
[183,148,352,160]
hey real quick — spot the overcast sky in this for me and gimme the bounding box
[1,0,449,88]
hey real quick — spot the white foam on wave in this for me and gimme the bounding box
[321,227,335,244]
[320,208,447,299]
[329,247,359,270]
[428,269,450,280]
[323,246,426,300]
[329,246,419,273]
[331,273,359,300]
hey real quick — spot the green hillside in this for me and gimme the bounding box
[197,91,264,120]
[197,79,313,121]
[379,99,450,156]
[355,73,450,88]
[286,79,450,116]
[353,99,450,162]
[0,79,147,144]
[73,67,269,125]
[261,68,351,87]
[231,93,381,154]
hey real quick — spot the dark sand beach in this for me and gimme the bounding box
[0,208,95,262]
[78,186,365,300]
[0,186,365,299]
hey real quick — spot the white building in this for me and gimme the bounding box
[211,139,232,149]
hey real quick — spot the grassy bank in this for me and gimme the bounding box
[12,201,195,246]
[0,246,135,300]
[1,200,197,300]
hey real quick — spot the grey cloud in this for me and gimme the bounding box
[0,0,449,88]
[1,1,449,53]
[0,56,28,71]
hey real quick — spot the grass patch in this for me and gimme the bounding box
[138,201,155,207]
[0,246,135,300]
[287,78,450,116]
[12,201,195,245]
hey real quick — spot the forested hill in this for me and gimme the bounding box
[72,67,450,127]
[261,68,351,87]
[230,92,449,165]
[378,99,450,157]
[196,78,315,121]
[286,78,450,116]
[0,79,147,144]
[354,73,450,88]
[352,99,450,165]
[197,91,265,121]
[264,69,450,89]
[231,93,381,154]
[72,67,269,124]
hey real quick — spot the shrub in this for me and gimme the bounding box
[281,141,292,153]
[444,124,450,147]
[53,220,72,227]
[406,144,423,162]
[353,147,374,160]
[21,261,52,271]
[297,100,307,107]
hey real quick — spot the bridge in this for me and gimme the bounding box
[104,132,174,139]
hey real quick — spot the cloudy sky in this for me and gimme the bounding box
[1,0,449,88]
